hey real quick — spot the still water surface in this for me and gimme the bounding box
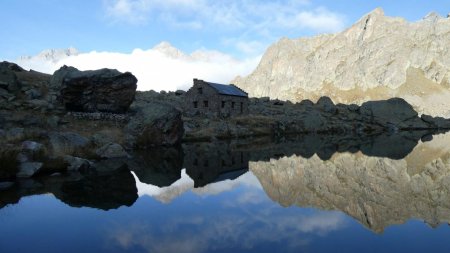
[1,132,450,253]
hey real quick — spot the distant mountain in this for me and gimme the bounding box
[233,8,450,117]
[15,42,259,92]
[19,47,79,63]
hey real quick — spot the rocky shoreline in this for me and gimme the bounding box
[1,61,450,183]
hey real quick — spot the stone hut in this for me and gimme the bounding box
[185,78,249,117]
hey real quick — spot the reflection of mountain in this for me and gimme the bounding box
[2,130,450,225]
[239,131,437,161]
[250,133,450,233]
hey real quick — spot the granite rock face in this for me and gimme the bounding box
[54,66,137,113]
[234,8,450,117]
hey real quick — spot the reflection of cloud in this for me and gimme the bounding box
[108,222,206,253]
[192,172,262,196]
[134,170,263,203]
[132,170,194,203]
[107,199,347,252]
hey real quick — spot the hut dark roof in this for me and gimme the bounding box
[206,82,248,97]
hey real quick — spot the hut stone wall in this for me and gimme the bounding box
[184,79,249,117]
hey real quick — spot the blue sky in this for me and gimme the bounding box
[1,0,449,60]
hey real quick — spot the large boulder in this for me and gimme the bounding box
[360,98,418,127]
[48,132,90,157]
[0,61,21,92]
[125,102,184,148]
[95,143,128,159]
[53,66,137,113]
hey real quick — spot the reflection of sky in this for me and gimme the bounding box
[108,178,347,253]
[2,172,450,252]
[133,169,263,203]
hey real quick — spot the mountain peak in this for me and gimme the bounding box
[423,12,443,22]
[19,47,79,63]
[152,41,186,58]
[367,7,385,17]
[234,9,450,117]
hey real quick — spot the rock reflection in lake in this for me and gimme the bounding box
[0,164,138,210]
[250,132,450,233]
[2,131,450,253]
[1,129,450,232]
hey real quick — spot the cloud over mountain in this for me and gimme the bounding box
[17,42,261,91]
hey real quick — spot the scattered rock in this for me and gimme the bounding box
[0,63,20,92]
[175,90,185,96]
[316,96,337,114]
[95,143,128,159]
[48,132,90,157]
[16,162,43,178]
[64,155,91,171]
[5,128,25,142]
[0,181,14,190]
[46,115,60,128]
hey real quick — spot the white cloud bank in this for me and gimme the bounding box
[16,42,261,91]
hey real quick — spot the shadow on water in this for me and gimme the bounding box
[0,129,446,210]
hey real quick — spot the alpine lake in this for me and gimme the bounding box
[2,131,450,253]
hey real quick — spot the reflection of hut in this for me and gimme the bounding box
[183,143,249,187]
[128,148,183,187]
[184,78,249,117]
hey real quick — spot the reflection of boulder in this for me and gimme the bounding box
[359,132,420,159]
[250,133,450,233]
[0,166,138,210]
[237,131,438,161]
[128,148,183,187]
[54,166,138,210]
[183,142,249,187]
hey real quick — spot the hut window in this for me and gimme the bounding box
[198,88,203,94]
[193,101,198,108]
[221,101,225,108]
[204,160,209,166]
[240,102,243,113]
[231,102,235,109]
[204,100,209,107]
[193,158,198,165]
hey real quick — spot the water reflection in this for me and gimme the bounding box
[0,164,137,210]
[1,130,450,230]
[251,132,450,233]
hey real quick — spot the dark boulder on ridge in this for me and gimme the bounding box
[53,66,137,113]
[125,101,184,148]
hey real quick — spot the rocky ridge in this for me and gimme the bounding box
[233,8,450,117]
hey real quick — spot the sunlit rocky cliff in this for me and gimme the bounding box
[234,8,450,117]
[249,133,450,233]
